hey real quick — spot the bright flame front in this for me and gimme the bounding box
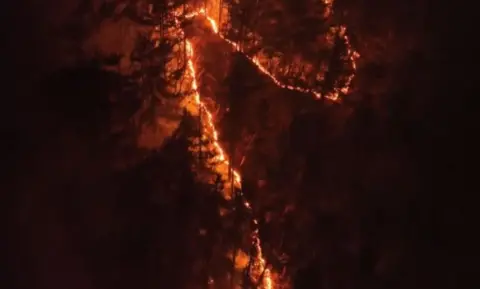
[189,7,359,102]
[152,1,359,287]
[173,9,274,289]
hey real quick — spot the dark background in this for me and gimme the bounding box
[3,1,477,289]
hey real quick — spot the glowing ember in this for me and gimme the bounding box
[152,2,359,288]
[185,39,242,186]
[179,9,275,289]
[185,30,273,289]
[187,8,359,103]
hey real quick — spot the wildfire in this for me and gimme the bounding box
[170,9,274,289]
[188,8,359,102]
[151,2,359,287]
[185,33,274,289]
[185,40,242,187]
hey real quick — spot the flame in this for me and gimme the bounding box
[185,39,242,187]
[187,8,359,103]
[169,8,274,289]
[189,17,273,289]
[185,32,274,289]
[152,2,359,288]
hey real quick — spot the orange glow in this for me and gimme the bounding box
[153,2,359,288]
[187,8,359,103]
[166,8,274,289]
[185,27,274,289]
[185,39,242,186]
[187,9,274,289]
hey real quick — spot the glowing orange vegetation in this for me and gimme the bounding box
[152,1,359,287]
[185,40,242,187]
[163,9,274,289]
[186,34,274,289]
[184,10,274,288]
[191,7,359,102]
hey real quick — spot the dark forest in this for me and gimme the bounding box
[3,1,476,289]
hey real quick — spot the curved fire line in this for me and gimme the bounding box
[152,9,276,289]
[150,2,359,287]
[186,7,359,103]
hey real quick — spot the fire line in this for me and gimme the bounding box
[151,1,359,287]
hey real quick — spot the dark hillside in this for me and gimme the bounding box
[4,1,476,289]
